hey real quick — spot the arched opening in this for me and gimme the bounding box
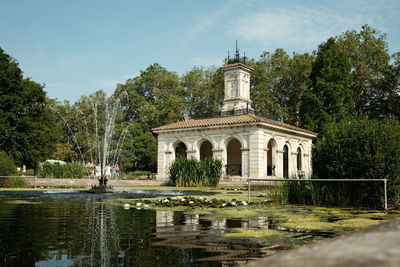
[226,138,242,176]
[267,139,277,176]
[174,142,187,159]
[283,145,289,178]
[297,147,302,171]
[200,140,213,160]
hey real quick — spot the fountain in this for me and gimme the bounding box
[55,92,130,193]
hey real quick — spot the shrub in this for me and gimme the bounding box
[313,118,400,207]
[0,152,25,188]
[169,157,222,187]
[0,177,26,188]
[0,151,17,176]
[39,162,87,178]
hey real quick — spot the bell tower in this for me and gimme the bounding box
[220,42,254,113]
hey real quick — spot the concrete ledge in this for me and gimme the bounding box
[22,177,163,187]
[245,217,400,267]
[21,177,250,188]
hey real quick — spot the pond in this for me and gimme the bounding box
[0,190,345,266]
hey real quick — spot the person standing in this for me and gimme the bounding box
[105,165,112,180]
[22,165,26,176]
[114,166,120,180]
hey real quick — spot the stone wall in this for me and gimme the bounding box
[22,177,163,187]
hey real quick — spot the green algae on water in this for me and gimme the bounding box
[8,200,41,205]
[224,228,281,238]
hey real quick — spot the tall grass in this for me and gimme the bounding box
[39,162,87,178]
[270,179,385,208]
[169,157,222,187]
[0,177,26,188]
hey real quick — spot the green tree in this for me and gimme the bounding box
[16,79,59,171]
[313,118,400,205]
[116,63,185,130]
[116,123,157,172]
[300,38,353,132]
[0,47,23,157]
[181,66,224,118]
[0,48,58,171]
[337,25,392,117]
[250,49,313,124]
[250,49,289,120]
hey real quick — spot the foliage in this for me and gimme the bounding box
[0,177,26,188]
[181,66,224,118]
[313,118,400,206]
[39,162,87,178]
[337,25,393,118]
[300,38,353,132]
[116,63,185,130]
[0,151,17,176]
[250,49,314,124]
[270,180,385,208]
[119,196,248,209]
[169,157,222,187]
[51,143,77,162]
[0,48,59,171]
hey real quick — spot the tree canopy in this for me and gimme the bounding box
[0,48,58,170]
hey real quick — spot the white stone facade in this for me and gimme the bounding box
[155,122,315,181]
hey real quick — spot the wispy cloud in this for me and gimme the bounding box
[229,6,372,50]
[185,0,242,41]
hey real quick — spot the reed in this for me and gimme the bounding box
[271,180,384,208]
[169,157,222,187]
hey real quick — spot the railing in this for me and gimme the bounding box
[247,178,388,210]
[225,164,242,176]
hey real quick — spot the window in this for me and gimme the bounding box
[297,147,302,171]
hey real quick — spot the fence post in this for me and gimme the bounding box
[247,179,251,203]
[384,179,387,210]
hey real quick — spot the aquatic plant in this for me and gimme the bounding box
[268,180,386,209]
[169,157,222,187]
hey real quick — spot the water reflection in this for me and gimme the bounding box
[0,192,326,267]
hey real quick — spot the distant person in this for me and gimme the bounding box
[105,165,112,179]
[114,166,120,180]
[22,165,26,176]
[95,165,101,179]
[89,167,95,179]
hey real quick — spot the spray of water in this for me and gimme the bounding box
[54,92,132,180]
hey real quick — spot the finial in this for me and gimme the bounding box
[235,40,240,60]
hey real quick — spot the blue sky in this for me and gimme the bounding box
[1,0,399,102]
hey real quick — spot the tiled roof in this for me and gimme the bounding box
[152,114,317,136]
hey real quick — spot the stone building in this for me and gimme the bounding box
[153,52,317,182]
